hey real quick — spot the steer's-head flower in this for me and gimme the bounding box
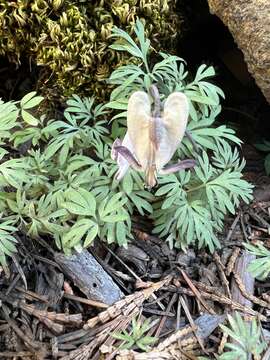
[111,86,196,188]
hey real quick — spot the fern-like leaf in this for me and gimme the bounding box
[219,313,266,360]
[244,242,270,280]
[0,220,17,267]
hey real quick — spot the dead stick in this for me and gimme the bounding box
[63,293,108,309]
[155,293,177,337]
[179,296,206,354]
[226,247,241,276]
[213,252,231,299]
[180,269,215,314]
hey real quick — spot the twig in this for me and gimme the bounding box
[176,295,182,330]
[233,272,270,309]
[103,245,141,281]
[11,254,27,290]
[213,252,231,299]
[63,293,108,309]
[33,254,61,270]
[226,247,241,276]
[142,308,175,317]
[177,344,199,360]
[5,273,21,296]
[225,213,240,243]
[15,286,49,303]
[218,332,228,355]
[180,269,216,314]
[156,326,194,351]
[0,352,35,358]
[240,209,249,242]
[155,293,177,337]
[248,209,270,229]
[164,284,267,321]
[104,245,165,311]
[179,296,206,354]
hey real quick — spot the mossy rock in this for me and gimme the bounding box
[0,0,183,100]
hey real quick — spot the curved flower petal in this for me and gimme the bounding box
[113,133,138,180]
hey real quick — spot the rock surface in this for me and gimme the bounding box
[208,0,270,104]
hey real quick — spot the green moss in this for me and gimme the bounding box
[0,0,182,99]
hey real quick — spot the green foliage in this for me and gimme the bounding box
[61,189,130,252]
[0,91,151,263]
[0,20,253,267]
[0,220,17,267]
[107,19,253,251]
[43,95,108,166]
[107,20,226,124]
[219,313,266,360]
[0,0,182,99]
[153,144,251,252]
[255,140,270,175]
[112,317,157,351]
[244,242,270,280]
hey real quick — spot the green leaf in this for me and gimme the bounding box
[194,64,215,81]
[244,242,270,280]
[21,96,43,110]
[20,91,37,107]
[21,109,39,126]
[110,21,143,60]
[185,90,218,106]
[106,99,128,110]
[62,188,96,217]
[62,219,98,249]
[98,192,128,221]
[116,222,127,246]
[0,158,30,188]
[0,220,17,267]
[219,313,266,359]
[128,192,152,215]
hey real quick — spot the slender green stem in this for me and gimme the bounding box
[186,183,206,193]
[143,57,150,74]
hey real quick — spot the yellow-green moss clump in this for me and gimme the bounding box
[0,0,182,99]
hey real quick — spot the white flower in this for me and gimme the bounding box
[111,87,196,188]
